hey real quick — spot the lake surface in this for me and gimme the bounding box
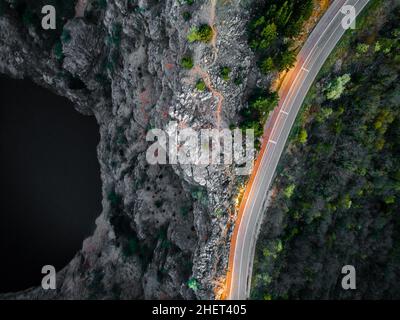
[0,75,102,293]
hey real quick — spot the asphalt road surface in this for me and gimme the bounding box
[227,0,371,300]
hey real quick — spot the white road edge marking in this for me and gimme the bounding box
[232,0,365,299]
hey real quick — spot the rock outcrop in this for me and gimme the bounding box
[0,0,259,299]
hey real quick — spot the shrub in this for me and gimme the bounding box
[182,11,191,21]
[181,56,194,69]
[191,188,208,205]
[196,79,206,91]
[180,204,191,217]
[214,208,224,218]
[108,190,122,209]
[220,66,231,81]
[234,76,243,85]
[110,23,122,46]
[53,41,64,61]
[316,107,333,122]
[61,29,71,43]
[187,24,213,43]
[123,238,139,256]
[188,278,199,291]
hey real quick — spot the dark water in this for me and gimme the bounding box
[0,76,102,293]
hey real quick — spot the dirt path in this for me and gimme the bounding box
[191,0,224,128]
[191,65,224,126]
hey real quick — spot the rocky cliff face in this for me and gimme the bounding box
[0,0,259,299]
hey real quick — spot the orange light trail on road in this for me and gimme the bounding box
[222,58,302,299]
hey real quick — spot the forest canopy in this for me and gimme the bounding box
[252,0,400,300]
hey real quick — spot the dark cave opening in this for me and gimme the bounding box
[0,75,102,293]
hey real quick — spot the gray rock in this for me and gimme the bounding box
[0,0,258,300]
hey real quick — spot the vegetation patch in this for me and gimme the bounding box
[251,1,400,300]
[239,90,279,140]
[187,24,213,43]
[181,55,194,69]
[248,0,313,73]
[182,11,191,21]
[220,66,231,81]
[195,79,206,91]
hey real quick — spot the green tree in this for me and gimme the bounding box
[298,128,308,144]
[325,74,351,100]
[284,184,296,199]
[261,57,275,73]
[357,43,370,54]
[278,49,297,71]
[258,23,278,49]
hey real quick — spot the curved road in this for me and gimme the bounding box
[227,0,371,300]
